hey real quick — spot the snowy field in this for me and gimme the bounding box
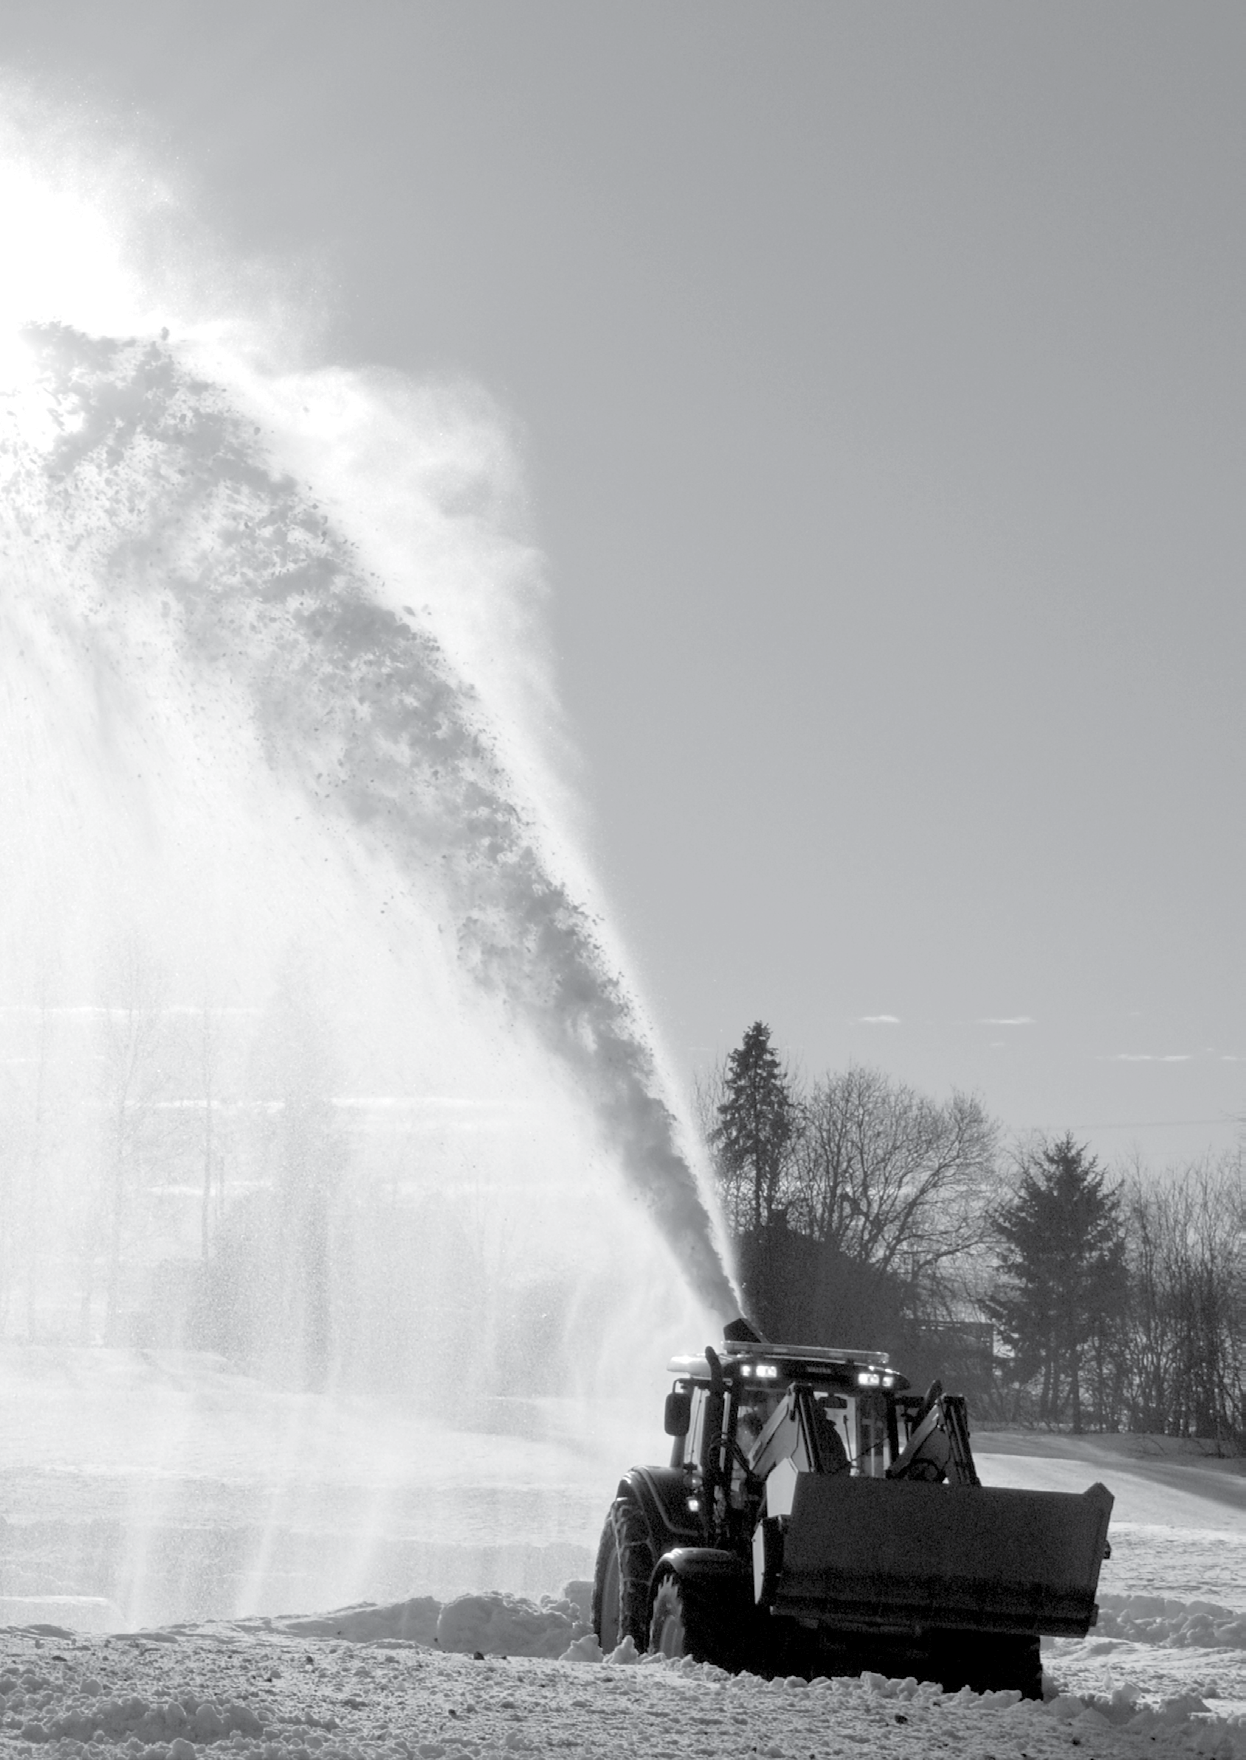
[974,1428,1246,1737]
[0,1348,1243,1759]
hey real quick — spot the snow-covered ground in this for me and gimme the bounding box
[0,1584,1243,1760]
[1,1349,1243,1759]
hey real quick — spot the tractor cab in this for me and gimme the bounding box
[663,1338,919,1547]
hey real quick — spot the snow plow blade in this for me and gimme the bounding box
[763,1476,1113,1638]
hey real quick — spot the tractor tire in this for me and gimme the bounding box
[648,1573,741,1671]
[591,1496,655,1653]
[996,1635,1044,1701]
[927,1631,1043,1700]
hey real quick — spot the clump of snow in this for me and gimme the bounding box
[2,1671,266,1749]
[858,1671,954,1702]
[558,1631,604,1663]
[1046,1689,1090,1719]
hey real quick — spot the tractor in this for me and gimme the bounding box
[592,1321,1113,1694]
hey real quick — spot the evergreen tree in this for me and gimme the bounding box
[987,1135,1127,1432]
[710,1022,795,1235]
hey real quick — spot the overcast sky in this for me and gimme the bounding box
[2,2,1243,1168]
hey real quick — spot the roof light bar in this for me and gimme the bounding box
[669,1345,895,1378]
[720,1338,890,1366]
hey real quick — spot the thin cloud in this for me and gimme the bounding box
[1102,1053,1194,1063]
[977,1016,1035,1026]
[857,1014,900,1025]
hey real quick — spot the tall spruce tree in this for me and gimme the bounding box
[987,1135,1127,1432]
[710,1022,795,1235]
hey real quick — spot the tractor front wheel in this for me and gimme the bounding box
[648,1575,690,1659]
[648,1573,741,1671]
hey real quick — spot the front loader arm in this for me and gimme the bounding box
[887,1383,980,1486]
[746,1383,848,1483]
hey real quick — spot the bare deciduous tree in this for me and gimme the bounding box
[0,960,63,1337]
[701,1039,1000,1354]
[96,933,174,1344]
[250,949,348,1390]
[791,1066,998,1313]
[1122,1156,1244,1447]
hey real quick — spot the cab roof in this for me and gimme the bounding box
[667,1339,903,1386]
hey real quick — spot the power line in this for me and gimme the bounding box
[1047,1117,1242,1132]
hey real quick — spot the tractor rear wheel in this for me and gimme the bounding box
[591,1496,655,1653]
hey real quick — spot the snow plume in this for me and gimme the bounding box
[0,316,736,1322]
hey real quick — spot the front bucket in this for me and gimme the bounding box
[768,1474,1113,1638]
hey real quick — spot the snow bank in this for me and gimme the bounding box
[1097,1593,1246,1649]
[0,1598,120,1635]
[436,1591,586,1658]
[269,1582,597,1660]
[279,1583,1246,1670]
[278,1599,442,1645]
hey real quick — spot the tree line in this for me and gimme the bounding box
[0,937,348,1386]
[704,1021,1244,1447]
[0,932,645,1404]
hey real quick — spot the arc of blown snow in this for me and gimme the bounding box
[16,323,738,1320]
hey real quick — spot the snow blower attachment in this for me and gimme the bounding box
[592,1326,1113,1694]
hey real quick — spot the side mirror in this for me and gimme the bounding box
[664,1390,692,1438]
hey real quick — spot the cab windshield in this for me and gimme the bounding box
[733,1387,784,1452]
[732,1382,890,1477]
